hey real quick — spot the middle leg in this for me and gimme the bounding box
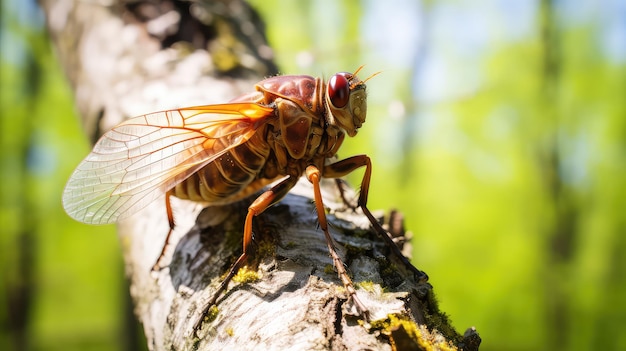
[306,165,370,320]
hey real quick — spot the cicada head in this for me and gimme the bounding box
[325,69,371,137]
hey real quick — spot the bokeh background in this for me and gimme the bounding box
[2,0,625,350]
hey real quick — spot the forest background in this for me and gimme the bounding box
[1,0,625,350]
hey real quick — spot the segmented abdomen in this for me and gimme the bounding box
[172,132,271,203]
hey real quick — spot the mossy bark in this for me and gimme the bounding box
[39,0,479,349]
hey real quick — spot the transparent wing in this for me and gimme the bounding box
[62,103,274,224]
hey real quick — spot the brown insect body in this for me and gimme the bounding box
[63,68,426,330]
[172,74,362,205]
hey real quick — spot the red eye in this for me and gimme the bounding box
[328,73,350,108]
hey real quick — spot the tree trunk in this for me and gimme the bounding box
[40,0,480,350]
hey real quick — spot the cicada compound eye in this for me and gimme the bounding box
[328,73,350,108]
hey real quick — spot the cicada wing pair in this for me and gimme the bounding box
[62,103,274,225]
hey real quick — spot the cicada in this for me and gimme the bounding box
[62,67,426,323]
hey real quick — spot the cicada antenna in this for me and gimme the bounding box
[352,66,381,88]
[353,65,366,76]
[363,71,381,83]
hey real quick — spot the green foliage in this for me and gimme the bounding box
[2,1,624,350]
[249,1,625,350]
[0,7,125,351]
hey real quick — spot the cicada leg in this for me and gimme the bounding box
[334,178,358,211]
[306,165,370,321]
[323,155,429,283]
[194,175,299,332]
[152,191,176,272]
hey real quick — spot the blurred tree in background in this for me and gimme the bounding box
[0,1,135,350]
[1,0,625,350]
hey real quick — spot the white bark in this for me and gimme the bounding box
[120,179,429,350]
[40,0,478,350]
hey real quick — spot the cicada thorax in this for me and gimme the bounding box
[257,74,347,171]
[171,74,346,205]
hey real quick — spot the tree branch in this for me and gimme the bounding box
[41,0,479,349]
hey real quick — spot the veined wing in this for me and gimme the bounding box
[62,103,274,225]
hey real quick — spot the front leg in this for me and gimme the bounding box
[323,155,429,282]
